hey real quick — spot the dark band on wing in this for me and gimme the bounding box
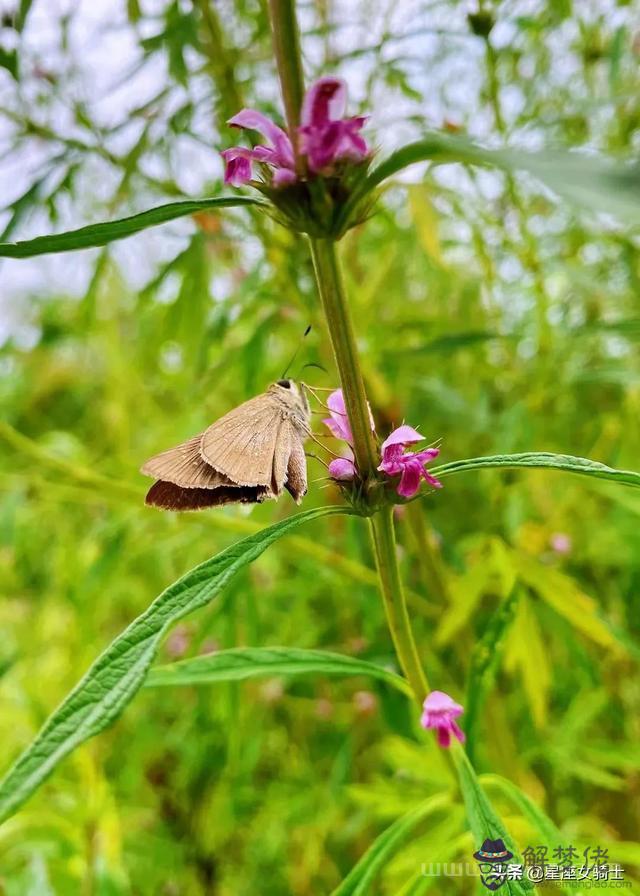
[145,480,270,510]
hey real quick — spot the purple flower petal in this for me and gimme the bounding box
[420,690,465,749]
[380,425,425,453]
[328,456,356,480]
[301,77,347,128]
[324,389,352,442]
[272,167,297,187]
[421,469,443,490]
[228,109,294,168]
[221,147,254,186]
[397,459,423,498]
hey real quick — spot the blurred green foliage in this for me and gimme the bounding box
[1,0,640,893]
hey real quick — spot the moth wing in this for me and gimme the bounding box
[284,432,308,504]
[200,395,283,488]
[145,480,270,511]
[271,418,293,496]
[141,434,232,488]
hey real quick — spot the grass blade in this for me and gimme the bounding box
[331,794,451,896]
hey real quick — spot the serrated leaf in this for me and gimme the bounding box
[0,196,261,258]
[433,452,640,489]
[450,744,534,895]
[0,506,347,823]
[147,646,411,694]
[331,794,451,896]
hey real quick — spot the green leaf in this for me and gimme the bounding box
[15,0,34,31]
[331,794,451,896]
[0,47,19,81]
[432,452,640,489]
[353,132,640,228]
[147,646,411,695]
[0,196,261,258]
[0,506,346,823]
[450,744,534,895]
[465,587,519,763]
[481,775,562,846]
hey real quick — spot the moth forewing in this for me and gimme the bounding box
[141,379,312,511]
[199,395,283,488]
[141,434,232,489]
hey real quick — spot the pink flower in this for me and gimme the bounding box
[323,389,354,442]
[299,77,369,173]
[324,389,375,482]
[222,77,369,187]
[378,425,442,498]
[328,455,357,480]
[223,109,296,187]
[550,533,572,555]
[420,690,465,748]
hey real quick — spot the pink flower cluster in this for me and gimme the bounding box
[420,690,465,748]
[324,390,442,499]
[222,77,369,188]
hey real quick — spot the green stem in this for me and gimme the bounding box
[266,0,428,706]
[267,0,306,171]
[370,506,430,704]
[308,237,378,478]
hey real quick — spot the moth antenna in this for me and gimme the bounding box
[303,383,343,413]
[308,431,343,459]
[281,325,311,379]
[305,451,329,469]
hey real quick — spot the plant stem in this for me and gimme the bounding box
[267,0,306,171]
[266,0,428,705]
[370,506,430,704]
[308,237,378,479]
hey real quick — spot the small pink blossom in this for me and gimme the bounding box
[299,77,369,172]
[420,690,465,748]
[550,532,572,555]
[323,389,354,442]
[378,425,442,498]
[223,109,296,187]
[222,77,369,187]
[324,389,375,482]
[328,455,357,480]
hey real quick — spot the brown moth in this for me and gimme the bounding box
[141,380,311,511]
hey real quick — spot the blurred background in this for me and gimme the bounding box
[1,0,640,893]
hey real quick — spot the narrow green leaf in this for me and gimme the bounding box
[450,744,534,895]
[0,196,261,258]
[432,452,640,489]
[331,794,451,896]
[481,775,591,896]
[481,775,562,847]
[147,646,411,695]
[16,0,34,31]
[357,132,640,227]
[0,506,346,823]
[0,47,19,81]
[465,587,520,764]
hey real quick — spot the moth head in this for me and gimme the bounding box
[272,379,310,423]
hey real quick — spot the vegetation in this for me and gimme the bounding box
[0,1,639,893]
